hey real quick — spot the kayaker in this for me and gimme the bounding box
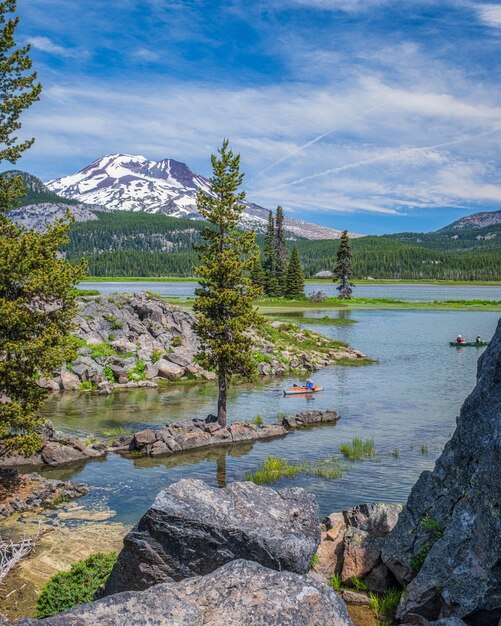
[305,378,314,389]
[456,334,465,344]
[476,335,483,343]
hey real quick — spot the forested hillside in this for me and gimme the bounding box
[387,224,501,252]
[64,211,501,280]
[1,170,78,207]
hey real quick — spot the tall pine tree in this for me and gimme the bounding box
[193,140,262,427]
[274,206,287,294]
[263,210,279,296]
[333,230,354,299]
[284,246,305,299]
[0,0,86,456]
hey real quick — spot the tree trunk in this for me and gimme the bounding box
[217,375,227,427]
[216,454,227,488]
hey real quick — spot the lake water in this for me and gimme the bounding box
[40,307,500,526]
[80,281,501,302]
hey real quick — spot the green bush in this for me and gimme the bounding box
[89,342,117,359]
[151,349,163,363]
[36,552,117,618]
[171,336,182,347]
[128,359,147,381]
[103,365,115,383]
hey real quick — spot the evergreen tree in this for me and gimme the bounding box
[333,230,354,299]
[193,140,262,427]
[0,0,86,456]
[274,205,287,294]
[263,210,279,296]
[250,255,266,289]
[284,246,305,299]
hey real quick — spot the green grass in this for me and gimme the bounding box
[89,342,119,359]
[350,576,369,591]
[128,359,147,381]
[335,357,377,367]
[245,455,347,485]
[252,415,263,426]
[70,288,100,296]
[267,314,358,326]
[36,552,117,618]
[339,437,378,461]
[309,553,319,568]
[328,573,343,592]
[78,381,96,391]
[369,589,402,619]
[245,456,304,484]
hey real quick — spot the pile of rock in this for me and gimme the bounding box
[8,479,355,626]
[0,468,88,521]
[115,410,341,458]
[40,292,367,393]
[313,503,403,602]
[0,423,106,469]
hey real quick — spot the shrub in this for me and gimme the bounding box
[253,415,263,426]
[104,313,123,330]
[36,552,117,618]
[171,336,182,347]
[128,360,147,381]
[103,365,115,384]
[78,381,94,391]
[308,290,326,303]
[151,349,163,363]
[89,342,117,359]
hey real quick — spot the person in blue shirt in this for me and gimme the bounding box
[305,378,314,389]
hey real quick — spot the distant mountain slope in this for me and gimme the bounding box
[63,210,501,280]
[387,210,501,253]
[1,170,78,207]
[442,209,501,230]
[46,154,356,240]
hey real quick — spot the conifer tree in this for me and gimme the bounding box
[250,255,266,289]
[263,210,279,296]
[333,230,354,299]
[274,206,287,294]
[193,140,262,427]
[284,245,305,299]
[0,0,86,455]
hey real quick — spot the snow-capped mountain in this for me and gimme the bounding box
[47,154,357,239]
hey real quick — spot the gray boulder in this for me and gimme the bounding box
[382,318,501,625]
[103,478,320,595]
[14,560,354,626]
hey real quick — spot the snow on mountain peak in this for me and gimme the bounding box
[46,154,355,239]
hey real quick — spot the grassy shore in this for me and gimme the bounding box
[160,296,501,312]
[82,276,501,286]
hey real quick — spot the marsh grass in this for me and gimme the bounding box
[350,576,369,591]
[100,426,133,438]
[245,455,347,485]
[339,438,378,461]
[267,314,357,326]
[335,357,377,367]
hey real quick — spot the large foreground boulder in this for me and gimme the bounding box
[13,560,354,626]
[103,478,320,595]
[382,319,501,625]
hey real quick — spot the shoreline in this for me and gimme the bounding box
[81,277,501,287]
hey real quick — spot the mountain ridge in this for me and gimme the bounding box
[45,153,359,240]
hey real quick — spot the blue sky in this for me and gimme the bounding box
[13,0,501,234]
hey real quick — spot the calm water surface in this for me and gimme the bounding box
[40,308,500,525]
[80,281,501,302]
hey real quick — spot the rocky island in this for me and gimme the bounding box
[39,292,368,393]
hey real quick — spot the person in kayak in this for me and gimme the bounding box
[305,378,314,389]
[475,335,483,343]
[456,334,466,344]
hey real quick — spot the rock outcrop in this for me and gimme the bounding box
[103,479,321,595]
[120,410,340,458]
[313,503,402,593]
[0,468,88,520]
[12,560,354,625]
[40,292,367,392]
[0,422,106,468]
[382,318,501,625]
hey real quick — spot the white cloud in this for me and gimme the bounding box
[132,48,160,62]
[28,36,84,58]
[475,3,501,28]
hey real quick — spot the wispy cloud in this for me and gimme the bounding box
[28,36,85,58]
[475,3,501,28]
